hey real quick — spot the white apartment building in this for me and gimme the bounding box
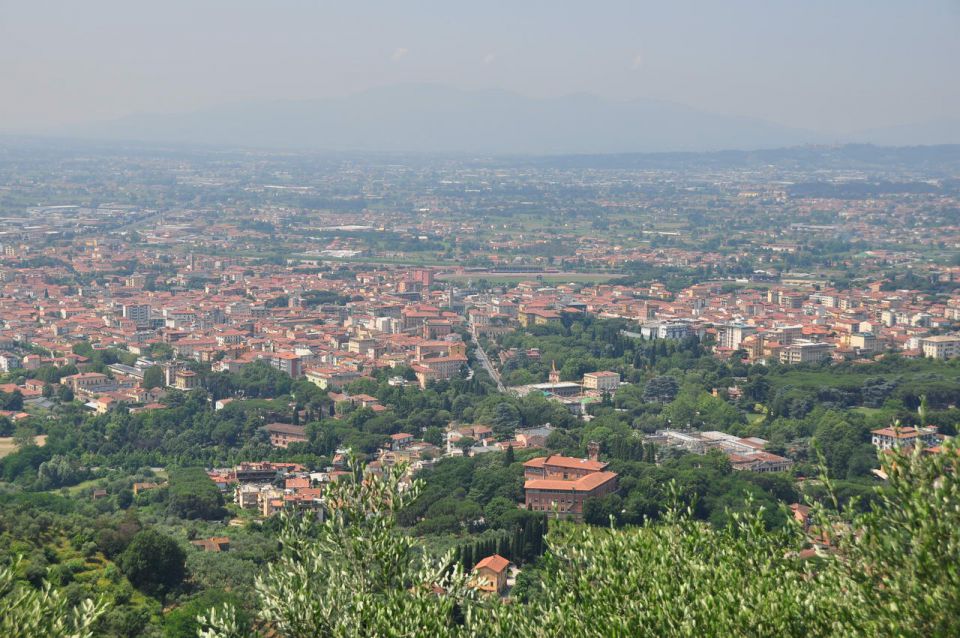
[583,371,620,393]
[921,335,960,360]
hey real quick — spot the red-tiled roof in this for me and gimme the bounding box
[524,471,618,492]
[474,554,510,573]
[265,423,307,435]
[523,454,608,472]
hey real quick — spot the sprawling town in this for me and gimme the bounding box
[1,141,959,636]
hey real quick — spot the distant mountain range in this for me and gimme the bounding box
[47,84,960,155]
[61,85,821,154]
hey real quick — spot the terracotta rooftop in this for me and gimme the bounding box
[474,554,511,574]
[524,471,618,492]
[523,454,608,472]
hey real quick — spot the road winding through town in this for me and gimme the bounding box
[470,326,506,393]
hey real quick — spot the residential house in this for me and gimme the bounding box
[266,423,308,449]
[472,554,512,595]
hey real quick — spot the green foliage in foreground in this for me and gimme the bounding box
[6,442,959,637]
[196,443,960,638]
[199,456,477,637]
[0,558,107,638]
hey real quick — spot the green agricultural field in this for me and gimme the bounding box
[47,477,103,496]
[0,434,47,458]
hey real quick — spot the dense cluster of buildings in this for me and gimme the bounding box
[1,196,958,424]
[468,279,960,367]
[0,251,481,414]
[0,231,955,506]
[2,147,959,546]
[206,461,335,518]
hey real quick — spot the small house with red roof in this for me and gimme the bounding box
[472,554,512,595]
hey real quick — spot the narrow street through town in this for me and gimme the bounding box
[470,326,506,393]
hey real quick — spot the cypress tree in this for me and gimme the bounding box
[522,521,535,560]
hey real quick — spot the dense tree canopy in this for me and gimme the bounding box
[167,467,226,520]
[119,529,187,597]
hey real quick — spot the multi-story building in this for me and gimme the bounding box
[779,341,834,364]
[415,341,465,360]
[640,321,691,341]
[389,432,414,450]
[582,371,620,393]
[423,319,452,339]
[174,369,200,390]
[63,372,115,395]
[125,273,148,289]
[412,354,467,388]
[121,303,152,324]
[236,484,266,509]
[769,325,803,346]
[523,450,618,520]
[235,462,281,483]
[0,353,21,372]
[266,423,308,448]
[920,335,960,360]
[265,352,303,378]
[871,425,941,451]
[215,329,246,346]
[471,554,512,595]
[848,332,879,354]
[347,337,379,357]
[524,453,609,481]
[519,309,561,327]
[728,451,794,473]
[305,368,362,390]
[718,323,757,350]
[524,470,619,519]
[780,292,805,309]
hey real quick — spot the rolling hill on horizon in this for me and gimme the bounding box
[60,84,829,155]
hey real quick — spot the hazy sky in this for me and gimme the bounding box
[1,0,958,135]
